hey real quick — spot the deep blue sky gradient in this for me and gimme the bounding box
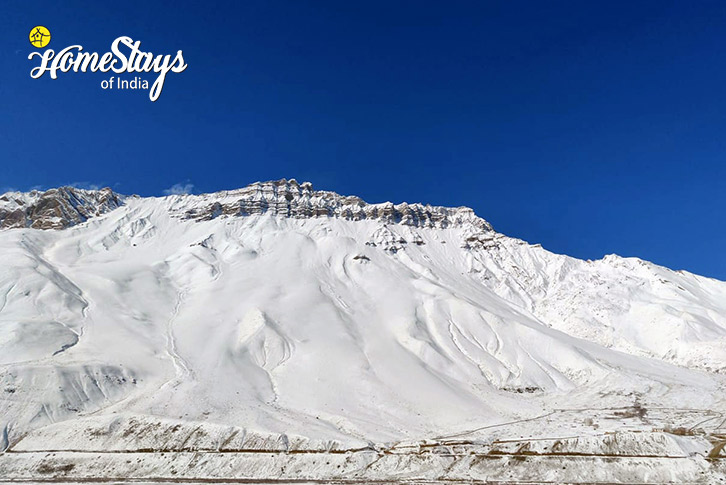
[2,1,726,278]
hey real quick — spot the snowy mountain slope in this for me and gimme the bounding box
[1,180,725,482]
[465,234,726,372]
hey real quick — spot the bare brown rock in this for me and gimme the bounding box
[0,187,123,230]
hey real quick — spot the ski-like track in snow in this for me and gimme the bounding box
[160,288,193,390]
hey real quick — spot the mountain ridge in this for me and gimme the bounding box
[0,186,123,230]
[0,179,492,232]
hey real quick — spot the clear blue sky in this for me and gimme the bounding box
[2,1,726,279]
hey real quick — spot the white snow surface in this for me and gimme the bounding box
[1,180,726,474]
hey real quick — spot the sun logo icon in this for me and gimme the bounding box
[29,26,51,48]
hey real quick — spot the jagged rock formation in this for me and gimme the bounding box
[0,187,123,230]
[0,179,491,232]
[169,179,493,230]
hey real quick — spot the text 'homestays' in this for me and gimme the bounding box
[28,36,187,102]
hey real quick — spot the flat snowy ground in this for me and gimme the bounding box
[1,190,726,483]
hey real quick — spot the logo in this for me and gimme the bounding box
[29,26,51,48]
[27,29,187,102]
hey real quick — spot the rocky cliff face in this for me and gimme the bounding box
[0,187,123,230]
[170,179,493,231]
[0,180,492,232]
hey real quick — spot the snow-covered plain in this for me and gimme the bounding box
[1,180,725,483]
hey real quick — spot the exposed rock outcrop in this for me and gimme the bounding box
[0,179,492,233]
[170,179,493,231]
[0,187,123,230]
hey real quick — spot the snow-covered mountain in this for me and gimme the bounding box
[1,179,725,483]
